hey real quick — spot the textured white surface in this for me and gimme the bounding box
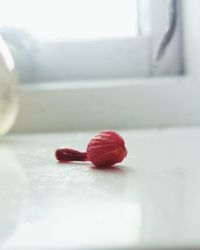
[1,128,200,249]
[12,77,200,133]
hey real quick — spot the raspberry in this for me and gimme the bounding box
[55,130,127,167]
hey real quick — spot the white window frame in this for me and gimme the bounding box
[13,0,198,134]
[15,0,182,82]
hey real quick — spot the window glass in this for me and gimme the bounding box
[0,0,138,41]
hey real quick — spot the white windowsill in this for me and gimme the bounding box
[2,127,200,250]
[12,76,200,133]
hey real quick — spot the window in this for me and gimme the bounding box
[0,0,139,41]
[0,0,182,83]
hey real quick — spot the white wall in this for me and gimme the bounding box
[183,0,200,76]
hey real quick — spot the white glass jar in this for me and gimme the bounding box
[0,35,19,136]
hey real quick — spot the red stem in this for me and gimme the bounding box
[55,148,88,162]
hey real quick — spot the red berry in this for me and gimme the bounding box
[55,130,127,167]
[86,130,127,167]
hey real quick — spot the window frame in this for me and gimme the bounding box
[14,0,183,82]
[6,0,194,133]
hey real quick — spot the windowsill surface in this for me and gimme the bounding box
[12,76,200,133]
[1,127,200,250]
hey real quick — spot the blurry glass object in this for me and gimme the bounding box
[0,27,39,81]
[0,36,19,136]
[0,145,27,246]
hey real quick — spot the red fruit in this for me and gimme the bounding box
[55,130,127,167]
[86,131,127,167]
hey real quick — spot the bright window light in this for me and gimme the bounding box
[0,0,138,42]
